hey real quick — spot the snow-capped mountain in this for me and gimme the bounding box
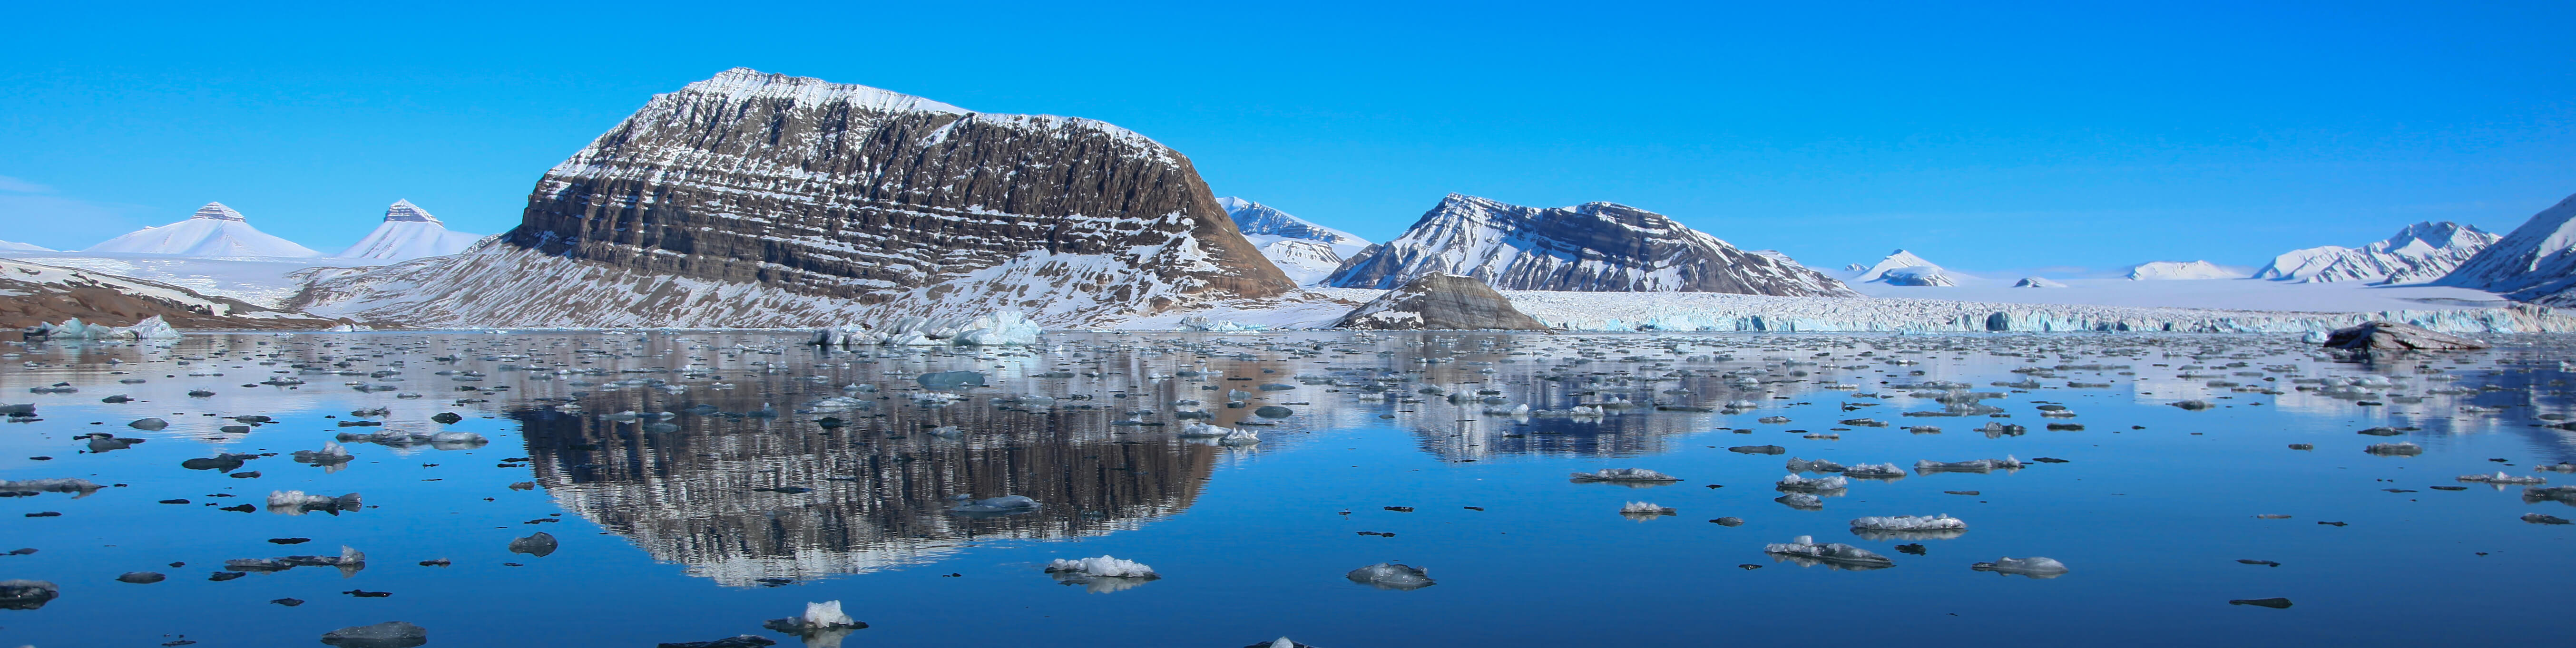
[84,203,322,257]
[335,200,486,260]
[2254,221,2498,284]
[2126,260,2240,280]
[2437,191,2576,304]
[1323,194,1853,296]
[1851,249,1958,286]
[294,68,1292,328]
[0,239,51,252]
[2011,276,2067,288]
[1215,197,1370,285]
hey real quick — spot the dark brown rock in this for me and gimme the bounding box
[1327,194,1853,296]
[1333,272,1549,330]
[2321,321,2488,351]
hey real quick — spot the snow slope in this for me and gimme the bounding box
[2254,221,2497,284]
[335,200,486,260]
[1217,198,1370,285]
[0,239,51,252]
[2437,191,2576,304]
[2125,260,2241,280]
[1850,249,1959,286]
[0,257,330,329]
[1326,193,1853,296]
[83,203,322,257]
[3,253,372,309]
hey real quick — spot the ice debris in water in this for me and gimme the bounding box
[949,494,1040,515]
[1850,514,1966,531]
[266,490,362,514]
[2365,443,2424,456]
[1346,563,1436,590]
[1775,474,1848,492]
[1046,556,1158,578]
[319,620,428,648]
[2526,485,2576,503]
[0,478,105,498]
[1785,457,1845,474]
[292,441,354,465]
[1842,463,1907,479]
[1972,556,2069,578]
[1915,456,2024,474]
[2459,472,2547,485]
[1775,493,1825,510]
[1763,535,1895,569]
[811,311,1041,347]
[1620,501,1677,520]
[1570,468,1680,482]
[508,532,558,557]
[762,600,867,637]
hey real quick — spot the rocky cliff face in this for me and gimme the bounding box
[1335,272,1550,330]
[2256,221,2498,284]
[1324,194,1854,296]
[296,68,1292,328]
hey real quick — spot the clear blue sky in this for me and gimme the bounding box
[3,1,2572,273]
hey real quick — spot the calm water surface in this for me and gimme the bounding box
[0,330,2569,647]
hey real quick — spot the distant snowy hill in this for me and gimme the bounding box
[336,200,486,260]
[1324,194,1852,296]
[0,239,52,252]
[1216,197,1369,285]
[83,202,321,257]
[1850,249,1959,286]
[2254,221,2497,284]
[2126,260,2240,280]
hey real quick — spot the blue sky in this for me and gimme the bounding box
[3,1,2572,272]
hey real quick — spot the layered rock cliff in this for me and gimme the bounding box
[295,68,1292,328]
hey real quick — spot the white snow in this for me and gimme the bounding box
[1323,193,1851,295]
[2255,222,2497,284]
[1571,468,1681,482]
[1045,555,1157,578]
[1974,556,2068,576]
[84,203,321,257]
[336,200,487,260]
[2438,191,2576,304]
[2011,276,2067,288]
[2126,260,2243,280]
[0,239,52,252]
[1851,249,1960,286]
[1849,514,1966,531]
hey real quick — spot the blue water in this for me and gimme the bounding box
[0,331,2568,647]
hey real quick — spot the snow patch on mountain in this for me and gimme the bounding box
[2125,261,2240,280]
[0,239,51,252]
[2012,277,2067,288]
[1325,194,1852,296]
[2437,191,2576,305]
[2254,222,2497,284]
[83,203,321,258]
[1217,198,1370,285]
[1851,250,1959,286]
[336,200,487,260]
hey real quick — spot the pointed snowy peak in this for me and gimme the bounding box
[1853,249,1953,285]
[2126,260,2240,280]
[1215,198,1368,286]
[2256,221,2498,284]
[381,200,441,223]
[191,202,246,222]
[2012,276,2067,288]
[1324,194,1854,296]
[1217,198,1368,246]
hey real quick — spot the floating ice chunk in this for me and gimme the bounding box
[508,532,558,557]
[1046,555,1157,578]
[1776,474,1848,492]
[0,478,105,498]
[2169,400,2215,411]
[2527,486,2576,504]
[1570,468,1681,483]
[763,599,869,638]
[292,441,354,465]
[0,580,58,610]
[2525,513,2572,525]
[1972,556,2068,578]
[1764,534,1894,569]
[2537,462,2576,473]
[1842,463,1906,480]
[267,490,362,514]
[1217,428,1262,446]
[1914,456,2024,474]
[949,495,1040,515]
[1345,563,1435,590]
[953,311,1042,346]
[1850,514,1966,531]
[1619,501,1676,520]
[2459,472,2547,485]
[1176,421,1233,438]
[1785,457,1845,474]
[2364,443,2423,456]
[319,620,427,648]
[1775,493,1824,510]
[428,431,487,449]
[1757,416,1792,424]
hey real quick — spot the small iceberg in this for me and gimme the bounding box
[1619,501,1676,520]
[2364,443,2423,456]
[1763,535,1894,570]
[319,620,427,648]
[2459,472,2547,485]
[1914,456,2024,474]
[0,478,105,498]
[1842,463,1907,480]
[1570,468,1681,483]
[1785,457,1844,474]
[508,532,558,557]
[267,490,362,515]
[1346,562,1435,590]
[1972,556,2068,579]
[1850,514,1965,531]
[1775,474,1848,492]
[762,600,869,639]
[1775,493,1824,510]
[1045,555,1160,593]
[949,494,1040,517]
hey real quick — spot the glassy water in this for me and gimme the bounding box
[0,330,2569,647]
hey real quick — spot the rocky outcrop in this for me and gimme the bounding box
[0,258,334,330]
[2437,191,2576,304]
[1334,272,1549,330]
[2255,222,2498,284]
[2321,321,2490,351]
[1324,194,1854,296]
[294,68,1292,328]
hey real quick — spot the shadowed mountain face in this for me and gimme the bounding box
[1326,194,1855,296]
[293,68,1293,328]
[518,395,1219,586]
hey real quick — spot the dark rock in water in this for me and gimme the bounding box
[206,571,245,581]
[1336,272,1548,330]
[287,68,1292,328]
[319,621,427,648]
[1709,517,1745,526]
[430,412,462,425]
[1253,406,1294,418]
[2228,597,2293,609]
[0,579,58,609]
[1728,445,1788,455]
[270,597,304,606]
[2524,513,2572,525]
[657,636,776,648]
[115,571,165,583]
[508,532,558,557]
[916,371,987,391]
[127,417,169,430]
[1325,193,1853,296]
[2321,321,2488,351]
[2237,559,2281,567]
